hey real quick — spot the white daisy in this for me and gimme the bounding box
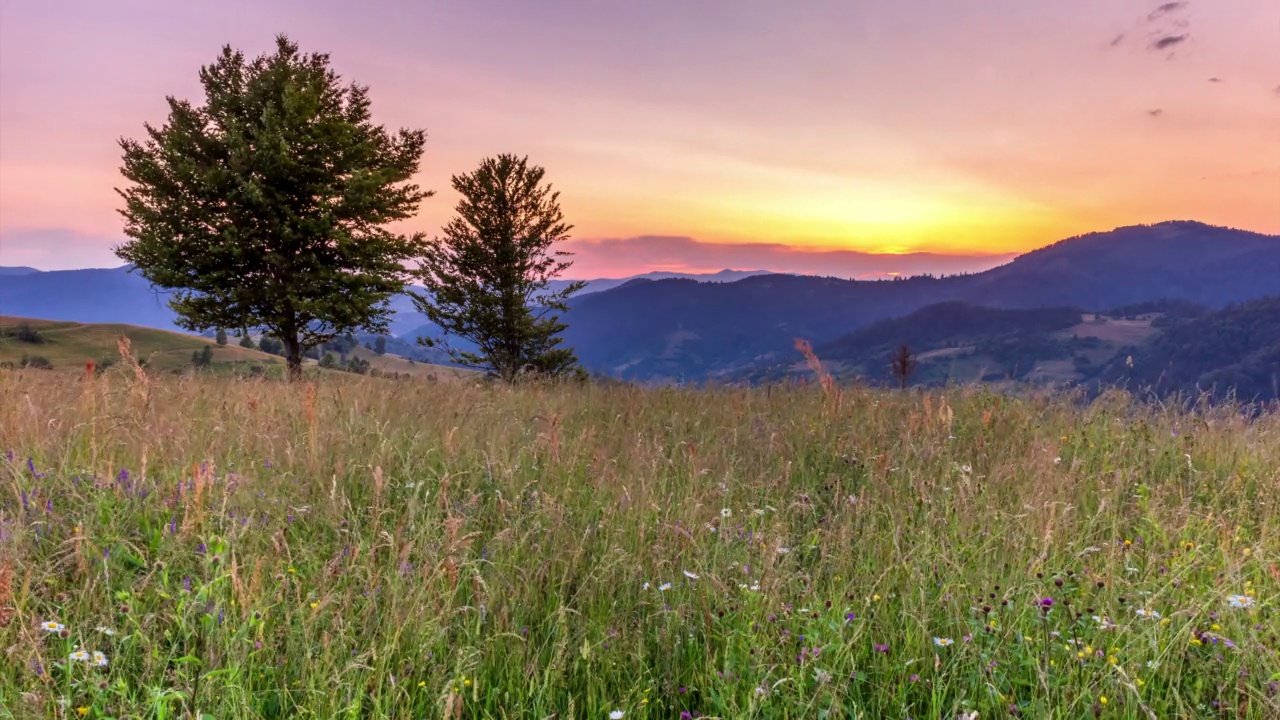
[933,637,954,647]
[720,508,732,518]
[609,711,625,719]
[91,651,108,667]
[1134,608,1161,619]
[642,582,650,590]
[41,621,65,633]
[95,626,116,636]
[682,570,699,580]
[69,649,90,662]
[658,583,672,591]
[1226,594,1255,609]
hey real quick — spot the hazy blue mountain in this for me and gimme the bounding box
[4,222,1277,383]
[0,266,42,276]
[0,266,182,328]
[560,222,1280,381]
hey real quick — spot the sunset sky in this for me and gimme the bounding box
[1,0,1277,277]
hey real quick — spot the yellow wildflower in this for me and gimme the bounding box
[1099,696,1109,706]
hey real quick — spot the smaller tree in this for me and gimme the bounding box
[411,154,585,381]
[215,328,228,346]
[239,333,256,349]
[374,335,387,355]
[319,352,337,369]
[191,345,214,367]
[889,344,918,389]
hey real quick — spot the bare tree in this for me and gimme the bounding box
[889,344,917,389]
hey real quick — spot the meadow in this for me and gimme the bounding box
[1,360,1277,718]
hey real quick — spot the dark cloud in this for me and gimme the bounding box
[1110,33,1126,47]
[1148,2,1188,20]
[562,236,1014,280]
[1274,85,1280,97]
[1207,77,1223,83]
[1150,34,1189,51]
[1148,108,1164,117]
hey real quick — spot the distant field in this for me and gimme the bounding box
[1,371,1276,718]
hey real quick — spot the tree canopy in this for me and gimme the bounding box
[115,35,431,379]
[411,154,584,381]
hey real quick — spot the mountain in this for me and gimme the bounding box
[4,222,1277,383]
[0,267,183,329]
[1096,296,1280,401]
[0,265,771,338]
[561,222,1280,381]
[744,297,1280,402]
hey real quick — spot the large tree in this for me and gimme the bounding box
[411,154,585,381]
[115,35,431,379]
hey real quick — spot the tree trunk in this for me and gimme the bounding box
[283,334,303,381]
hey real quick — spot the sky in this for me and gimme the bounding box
[1,0,1277,277]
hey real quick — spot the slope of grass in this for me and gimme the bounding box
[0,372,1277,718]
[0,317,282,373]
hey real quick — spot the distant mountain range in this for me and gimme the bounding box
[558,221,1280,381]
[3,221,1278,385]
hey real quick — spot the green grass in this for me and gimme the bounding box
[0,317,282,373]
[0,370,1276,718]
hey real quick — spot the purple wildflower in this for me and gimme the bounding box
[874,643,890,654]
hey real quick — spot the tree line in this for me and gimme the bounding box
[116,35,582,382]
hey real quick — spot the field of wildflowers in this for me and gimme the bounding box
[1,366,1277,718]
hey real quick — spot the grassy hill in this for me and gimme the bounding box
[0,316,283,373]
[1,372,1276,717]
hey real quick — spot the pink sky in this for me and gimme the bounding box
[2,0,1277,276]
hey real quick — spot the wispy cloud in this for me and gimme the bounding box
[1109,33,1126,47]
[1150,34,1189,51]
[1147,2,1188,21]
[561,236,1014,279]
[1207,77,1223,83]
[1148,108,1165,118]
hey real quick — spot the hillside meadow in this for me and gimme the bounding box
[0,366,1277,718]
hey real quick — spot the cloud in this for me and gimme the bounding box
[1207,77,1223,83]
[560,236,1015,280]
[1147,2,1188,21]
[1150,34,1189,51]
[1109,33,1126,47]
[1148,108,1164,117]
[1274,85,1280,97]
[0,228,126,270]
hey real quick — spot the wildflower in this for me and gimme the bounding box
[873,594,882,601]
[91,651,108,667]
[1226,595,1255,609]
[683,570,699,580]
[659,583,672,591]
[77,708,89,717]
[642,582,650,590]
[1147,660,1160,669]
[873,643,890,653]
[95,626,115,636]
[777,547,791,555]
[41,621,65,633]
[69,649,91,662]
[309,601,319,609]
[1099,696,1108,706]
[609,711,625,719]
[1134,608,1161,619]
[933,637,954,647]
[814,668,832,683]
[720,508,732,518]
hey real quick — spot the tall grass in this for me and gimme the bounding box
[1,368,1276,718]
